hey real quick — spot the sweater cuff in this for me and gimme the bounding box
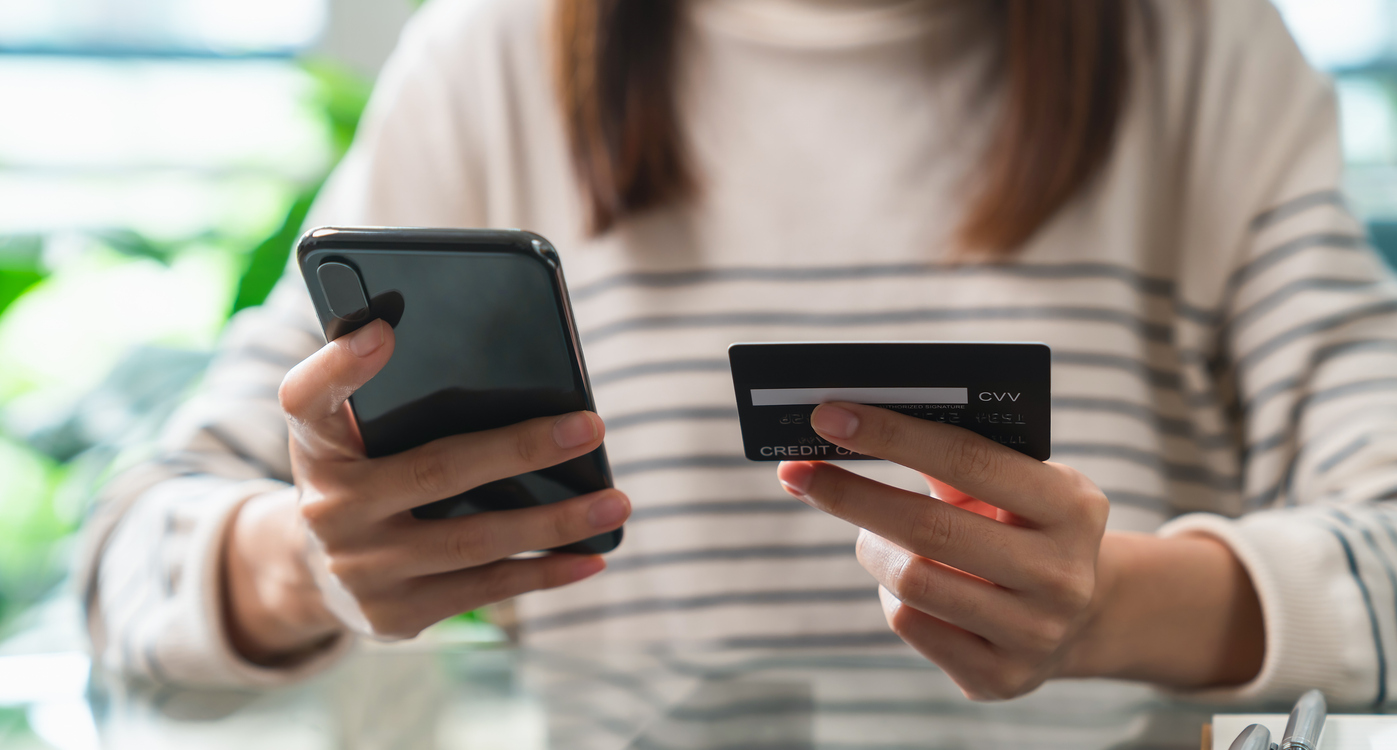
[152,481,355,688]
[1157,511,1378,707]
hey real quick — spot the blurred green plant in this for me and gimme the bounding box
[232,60,371,315]
[0,236,45,319]
[0,57,370,635]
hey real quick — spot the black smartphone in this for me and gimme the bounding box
[296,227,620,555]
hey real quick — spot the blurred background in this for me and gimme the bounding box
[0,0,1395,722]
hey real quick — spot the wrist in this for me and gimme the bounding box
[221,487,344,665]
[1061,531,1265,688]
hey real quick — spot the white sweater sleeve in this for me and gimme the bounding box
[77,0,496,687]
[1159,0,1397,708]
[77,280,351,687]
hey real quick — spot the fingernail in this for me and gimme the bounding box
[778,460,816,500]
[587,492,628,529]
[347,320,385,358]
[570,556,606,581]
[812,404,858,439]
[554,412,598,449]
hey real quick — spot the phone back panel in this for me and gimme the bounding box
[298,228,620,554]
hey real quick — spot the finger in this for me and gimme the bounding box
[361,554,606,640]
[923,475,1003,521]
[778,459,1038,588]
[348,410,607,518]
[857,529,1026,646]
[877,586,1005,700]
[381,490,630,577]
[280,319,395,458]
[810,402,1071,525]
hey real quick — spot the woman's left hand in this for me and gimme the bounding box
[775,401,1111,701]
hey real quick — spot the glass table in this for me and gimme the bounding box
[0,624,1246,750]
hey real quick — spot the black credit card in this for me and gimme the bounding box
[728,342,1051,461]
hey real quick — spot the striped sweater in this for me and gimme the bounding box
[80,0,1397,706]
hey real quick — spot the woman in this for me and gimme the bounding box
[81,0,1397,705]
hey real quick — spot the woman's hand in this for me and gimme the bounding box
[776,402,1264,700]
[222,319,630,664]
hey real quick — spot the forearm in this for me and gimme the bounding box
[221,487,343,665]
[1063,531,1265,688]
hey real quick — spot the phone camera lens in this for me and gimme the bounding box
[318,261,370,319]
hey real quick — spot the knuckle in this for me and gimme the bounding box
[911,505,962,555]
[476,562,525,604]
[949,438,999,485]
[548,503,583,545]
[297,487,344,534]
[1059,572,1096,612]
[1053,465,1111,527]
[885,557,934,607]
[1018,616,1069,656]
[324,554,369,587]
[807,466,841,508]
[883,601,919,641]
[969,669,1033,702]
[870,413,901,452]
[443,520,490,567]
[1038,559,1096,612]
[512,426,550,468]
[408,444,453,499]
[360,600,421,640]
[277,369,306,418]
[297,493,333,528]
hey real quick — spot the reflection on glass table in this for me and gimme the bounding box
[1,616,1259,750]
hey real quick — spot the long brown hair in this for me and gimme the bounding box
[555,0,1131,255]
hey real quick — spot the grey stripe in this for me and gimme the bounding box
[1052,396,1235,449]
[194,427,284,481]
[571,261,1177,302]
[1247,383,1397,506]
[1269,414,1381,504]
[592,349,1195,397]
[1243,338,1397,417]
[286,310,327,341]
[699,631,907,651]
[1053,443,1239,490]
[1227,277,1383,335]
[1290,377,1397,422]
[1325,523,1389,705]
[1317,435,1371,475]
[606,543,851,573]
[655,651,929,675]
[523,588,880,634]
[1228,232,1367,292]
[615,444,1235,491]
[1101,489,1172,512]
[1373,512,1397,561]
[1249,189,1348,232]
[590,358,729,387]
[607,407,738,431]
[611,454,754,478]
[223,343,304,370]
[1236,299,1397,374]
[1333,511,1397,672]
[581,307,1174,347]
[629,499,813,523]
[1052,350,1183,390]
[142,635,170,685]
[211,382,281,403]
[607,398,1235,448]
[660,697,1145,725]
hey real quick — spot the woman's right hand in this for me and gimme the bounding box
[221,319,629,664]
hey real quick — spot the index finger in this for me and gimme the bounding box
[809,401,1065,525]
